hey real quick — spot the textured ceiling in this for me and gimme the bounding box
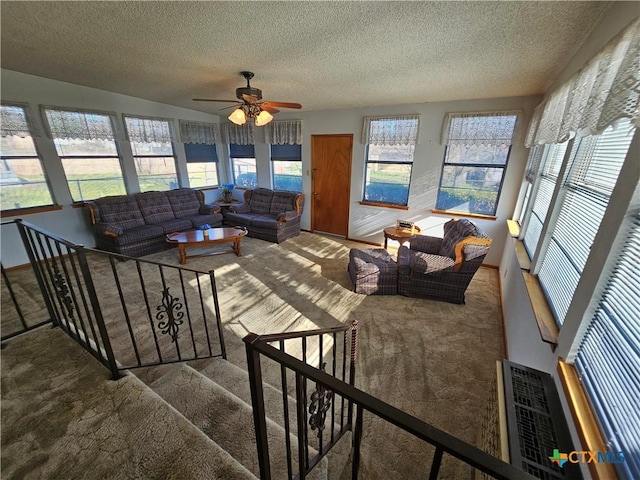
[1,1,612,114]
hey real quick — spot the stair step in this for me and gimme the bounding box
[150,364,328,480]
[1,326,256,480]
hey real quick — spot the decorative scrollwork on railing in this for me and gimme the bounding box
[309,362,334,437]
[52,262,75,319]
[156,287,184,343]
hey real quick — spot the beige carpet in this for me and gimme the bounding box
[2,232,505,479]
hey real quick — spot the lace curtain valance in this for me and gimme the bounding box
[43,106,122,141]
[362,115,420,145]
[1,103,38,138]
[441,111,521,146]
[124,115,176,143]
[526,18,640,147]
[222,122,254,145]
[179,120,220,145]
[264,120,302,144]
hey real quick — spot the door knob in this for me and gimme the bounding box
[313,192,319,195]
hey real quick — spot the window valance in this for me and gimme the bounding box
[43,106,122,141]
[441,111,521,146]
[362,115,420,145]
[526,18,640,147]
[124,115,176,143]
[223,122,254,145]
[264,120,302,145]
[1,103,39,138]
[179,120,220,145]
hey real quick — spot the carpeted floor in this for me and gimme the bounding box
[1,232,504,479]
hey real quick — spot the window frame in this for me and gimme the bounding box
[436,112,519,216]
[184,142,220,188]
[229,143,257,188]
[1,103,57,212]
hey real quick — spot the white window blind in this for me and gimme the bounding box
[574,213,640,480]
[523,142,568,258]
[538,119,635,325]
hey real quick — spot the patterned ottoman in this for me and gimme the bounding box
[348,248,398,295]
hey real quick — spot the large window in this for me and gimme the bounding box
[230,144,257,187]
[574,213,639,480]
[362,115,419,206]
[184,143,219,188]
[179,120,220,188]
[44,107,126,202]
[437,112,519,216]
[271,144,302,191]
[1,104,55,211]
[124,116,178,192]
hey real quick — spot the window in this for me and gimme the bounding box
[230,144,257,187]
[362,115,419,206]
[124,116,178,192]
[184,144,219,187]
[574,213,640,480]
[179,120,220,188]
[1,104,55,210]
[437,112,519,216]
[271,144,302,191]
[537,119,635,326]
[44,107,126,202]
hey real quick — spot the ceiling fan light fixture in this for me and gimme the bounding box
[254,109,273,126]
[228,108,247,125]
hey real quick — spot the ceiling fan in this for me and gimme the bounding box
[193,71,302,126]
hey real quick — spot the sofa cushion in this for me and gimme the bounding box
[410,252,456,275]
[151,218,193,234]
[225,212,264,225]
[183,213,224,229]
[165,188,202,218]
[439,219,478,259]
[96,196,146,230]
[248,188,274,214]
[115,224,165,246]
[136,191,176,224]
[269,191,296,214]
[250,215,282,230]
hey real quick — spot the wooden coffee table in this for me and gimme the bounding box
[383,225,421,249]
[166,227,248,265]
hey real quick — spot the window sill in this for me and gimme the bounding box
[197,186,220,192]
[360,201,409,210]
[431,209,497,220]
[557,361,617,480]
[1,204,63,218]
[522,271,558,347]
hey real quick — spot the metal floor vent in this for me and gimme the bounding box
[502,361,582,480]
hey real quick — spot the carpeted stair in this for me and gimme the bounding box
[145,359,352,480]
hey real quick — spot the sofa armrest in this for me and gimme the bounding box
[94,222,123,237]
[397,246,412,276]
[200,204,221,215]
[230,203,251,214]
[276,210,299,222]
[410,235,442,254]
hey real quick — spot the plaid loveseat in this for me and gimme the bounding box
[224,188,305,243]
[396,219,492,304]
[85,189,223,257]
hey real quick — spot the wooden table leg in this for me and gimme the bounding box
[234,238,242,257]
[179,245,187,265]
[384,236,389,249]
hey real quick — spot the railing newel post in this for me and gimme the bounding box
[348,319,359,426]
[245,334,271,480]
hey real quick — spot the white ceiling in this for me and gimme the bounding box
[1,1,612,115]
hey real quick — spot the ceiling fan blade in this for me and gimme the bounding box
[263,101,302,109]
[192,98,241,103]
[242,94,260,103]
[260,105,280,114]
[219,105,241,112]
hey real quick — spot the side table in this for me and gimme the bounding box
[383,225,421,249]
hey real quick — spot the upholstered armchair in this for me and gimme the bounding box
[396,219,492,304]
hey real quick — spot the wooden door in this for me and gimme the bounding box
[311,134,353,236]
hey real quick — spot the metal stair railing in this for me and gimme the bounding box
[244,330,540,480]
[4,219,226,378]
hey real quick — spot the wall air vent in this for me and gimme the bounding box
[502,360,582,480]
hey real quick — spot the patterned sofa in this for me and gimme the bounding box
[85,189,223,257]
[224,188,305,243]
[396,219,492,304]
